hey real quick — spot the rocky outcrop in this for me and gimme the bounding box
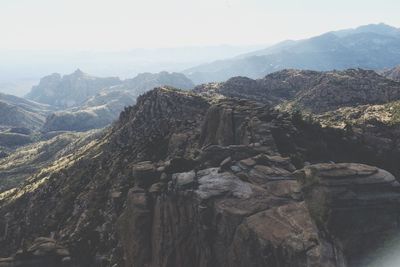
[117,156,341,267]
[0,88,400,266]
[296,163,400,267]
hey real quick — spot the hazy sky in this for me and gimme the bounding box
[1,0,400,50]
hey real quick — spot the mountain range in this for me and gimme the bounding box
[1,70,400,265]
[0,70,195,151]
[2,23,400,267]
[184,23,400,84]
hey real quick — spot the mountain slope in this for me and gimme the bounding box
[184,23,400,84]
[0,130,102,192]
[41,90,136,132]
[0,92,52,130]
[0,93,54,149]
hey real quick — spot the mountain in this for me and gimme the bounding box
[26,69,122,108]
[25,70,194,133]
[195,68,400,113]
[113,71,195,95]
[0,130,102,192]
[1,85,400,266]
[0,92,52,130]
[42,90,136,132]
[381,65,400,81]
[0,93,54,149]
[184,23,400,84]
[26,70,194,109]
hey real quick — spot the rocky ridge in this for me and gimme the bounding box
[0,88,399,266]
[194,68,400,113]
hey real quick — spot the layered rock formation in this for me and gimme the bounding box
[0,87,399,266]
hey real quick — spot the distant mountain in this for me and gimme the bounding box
[42,90,135,132]
[27,70,194,106]
[114,71,195,95]
[381,65,400,81]
[194,68,400,113]
[0,93,52,129]
[0,93,54,149]
[26,69,122,108]
[26,70,194,132]
[184,23,400,84]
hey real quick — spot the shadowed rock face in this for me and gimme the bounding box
[0,88,400,266]
[296,163,400,267]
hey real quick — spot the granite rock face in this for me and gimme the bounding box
[296,163,400,267]
[117,160,341,267]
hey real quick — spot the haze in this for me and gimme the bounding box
[2,0,400,49]
[1,0,400,96]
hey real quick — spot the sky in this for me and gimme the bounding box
[1,0,400,51]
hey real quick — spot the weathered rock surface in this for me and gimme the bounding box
[296,163,400,267]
